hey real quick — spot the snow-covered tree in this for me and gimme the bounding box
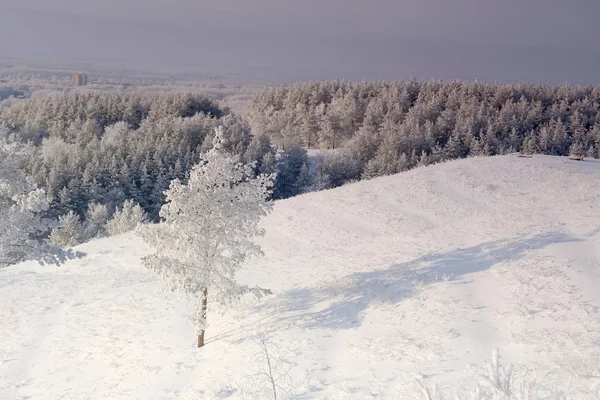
[0,131,58,267]
[316,150,362,189]
[294,162,313,194]
[84,203,109,239]
[272,144,308,199]
[106,199,147,236]
[139,127,275,348]
[49,211,85,248]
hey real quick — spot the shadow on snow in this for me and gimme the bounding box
[263,232,583,330]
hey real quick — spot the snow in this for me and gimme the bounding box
[1,155,600,399]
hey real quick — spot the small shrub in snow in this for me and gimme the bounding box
[106,200,147,236]
[416,350,596,400]
[467,350,532,400]
[235,329,317,400]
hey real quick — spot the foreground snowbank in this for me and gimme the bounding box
[1,155,599,399]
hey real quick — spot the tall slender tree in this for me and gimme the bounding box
[139,127,274,348]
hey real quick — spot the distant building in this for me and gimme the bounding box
[73,73,88,86]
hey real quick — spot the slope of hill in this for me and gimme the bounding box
[1,155,600,399]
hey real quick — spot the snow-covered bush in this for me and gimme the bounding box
[235,329,317,400]
[106,200,147,236]
[49,211,85,248]
[465,350,535,400]
[417,350,599,400]
[139,126,275,348]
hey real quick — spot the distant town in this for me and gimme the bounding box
[72,73,88,86]
[70,73,171,88]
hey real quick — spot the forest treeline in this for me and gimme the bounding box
[246,80,600,178]
[0,92,277,222]
[2,81,600,232]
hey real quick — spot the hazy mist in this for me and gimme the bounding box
[1,0,599,83]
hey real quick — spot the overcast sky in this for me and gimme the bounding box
[1,0,599,83]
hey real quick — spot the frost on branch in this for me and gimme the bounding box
[139,126,275,347]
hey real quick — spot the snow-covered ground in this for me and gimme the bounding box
[2,155,600,399]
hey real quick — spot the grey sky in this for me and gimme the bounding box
[1,0,599,83]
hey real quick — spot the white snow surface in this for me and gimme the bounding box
[2,155,600,399]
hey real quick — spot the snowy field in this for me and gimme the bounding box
[1,155,600,399]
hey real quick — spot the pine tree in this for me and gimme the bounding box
[361,158,382,180]
[138,127,275,348]
[550,119,570,156]
[294,162,313,194]
[106,199,147,236]
[49,211,85,248]
[272,144,309,199]
[570,140,586,157]
[84,203,109,239]
[521,133,538,155]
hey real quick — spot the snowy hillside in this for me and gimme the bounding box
[2,155,600,399]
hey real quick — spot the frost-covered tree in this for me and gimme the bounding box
[106,199,147,236]
[294,162,313,194]
[0,131,58,267]
[139,127,275,348]
[49,211,84,248]
[315,150,362,189]
[272,144,309,199]
[84,203,109,239]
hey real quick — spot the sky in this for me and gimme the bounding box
[1,0,599,84]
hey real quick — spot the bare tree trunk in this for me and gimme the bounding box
[197,287,208,348]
